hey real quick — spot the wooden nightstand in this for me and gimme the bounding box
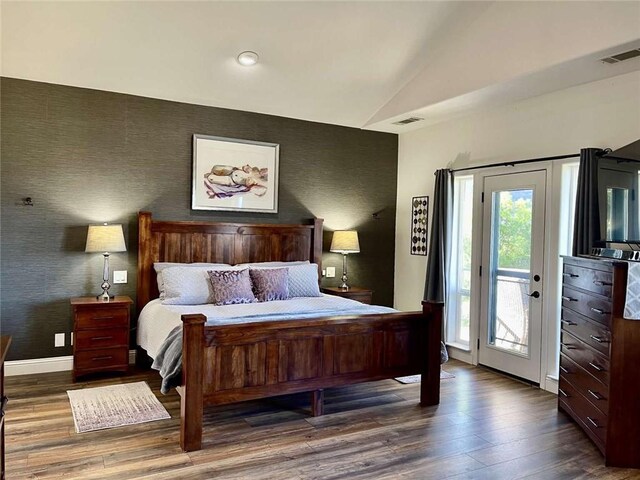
[321,287,373,304]
[70,296,133,381]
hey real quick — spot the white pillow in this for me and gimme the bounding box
[249,263,321,298]
[161,265,240,305]
[154,262,230,299]
[238,260,310,268]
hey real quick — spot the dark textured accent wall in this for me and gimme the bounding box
[0,77,398,361]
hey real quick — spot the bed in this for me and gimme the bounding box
[136,211,443,452]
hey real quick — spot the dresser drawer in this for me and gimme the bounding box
[74,347,128,371]
[561,308,611,356]
[75,307,129,328]
[75,327,128,350]
[560,353,609,416]
[562,264,613,297]
[561,286,611,326]
[559,377,607,448]
[560,331,610,386]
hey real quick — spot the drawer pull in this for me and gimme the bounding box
[559,365,569,374]
[589,335,608,344]
[558,388,569,397]
[562,296,577,302]
[561,319,577,326]
[561,342,577,350]
[562,273,579,278]
[589,307,608,315]
[92,316,114,321]
[91,355,113,361]
[588,389,603,400]
[588,362,604,372]
[586,416,600,428]
[91,336,113,341]
[593,280,612,287]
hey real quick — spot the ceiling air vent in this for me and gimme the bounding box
[392,117,424,126]
[601,48,640,64]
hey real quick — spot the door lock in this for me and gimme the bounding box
[528,291,540,299]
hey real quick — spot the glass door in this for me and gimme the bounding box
[478,170,546,383]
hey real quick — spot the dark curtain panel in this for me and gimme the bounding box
[572,148,602,256]
[424,168,453,303]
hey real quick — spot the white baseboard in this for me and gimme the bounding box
[447,345,472,364]
[6,350,137,377]
[543,374,559,394]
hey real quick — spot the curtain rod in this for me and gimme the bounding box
[450,153,580,173]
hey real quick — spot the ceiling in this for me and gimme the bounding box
[2,1,639,133]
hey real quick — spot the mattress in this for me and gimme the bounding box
[137,294,397,359]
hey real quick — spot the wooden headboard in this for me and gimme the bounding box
[136,211,324,313]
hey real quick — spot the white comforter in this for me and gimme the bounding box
[137,295,397,358]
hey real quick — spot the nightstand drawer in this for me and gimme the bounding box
[75,327,128,350]
[75,307,129,328]
[75,347,128,371]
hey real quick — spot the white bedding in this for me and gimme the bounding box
[137,295,397,358]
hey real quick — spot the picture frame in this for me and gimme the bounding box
[410,195,429,256]
[192,134,280,213]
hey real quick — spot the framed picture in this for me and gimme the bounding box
[192,134,279,213]
[410,196,429,256]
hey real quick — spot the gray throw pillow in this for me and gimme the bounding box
[207,269,256,306]
[249,268,290,302]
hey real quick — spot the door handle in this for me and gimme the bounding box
[527,291,540,299]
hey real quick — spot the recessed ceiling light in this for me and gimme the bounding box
[237,51,259,66]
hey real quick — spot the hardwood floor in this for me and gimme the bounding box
[5,360,640,479]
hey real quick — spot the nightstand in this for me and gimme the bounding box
[321,287,373,304]
[70,296,133,381]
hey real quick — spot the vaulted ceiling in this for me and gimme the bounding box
[2,1,639,133]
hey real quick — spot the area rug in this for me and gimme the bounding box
[394,370,455,384]
[67,381,170,433]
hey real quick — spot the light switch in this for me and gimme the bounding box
[113,270,127,284]
[54,333,65,347]
[326,267,336,278]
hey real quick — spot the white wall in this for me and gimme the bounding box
[394,69,640,388]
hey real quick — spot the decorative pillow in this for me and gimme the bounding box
[249,268,290,302]
[161,265,238,305]
[288,263,322,298]
[208,269,256,306]
[154,262,230,300]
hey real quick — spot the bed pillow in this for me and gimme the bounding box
[288,263,322,298]
[161,265,238,305]
[249,268,290,302]
[208,269,256,306]
[154,262,230,300]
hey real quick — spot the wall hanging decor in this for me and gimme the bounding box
[192,134,279,213]
[410,196,429,256]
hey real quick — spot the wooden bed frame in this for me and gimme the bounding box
[137,211,443,451]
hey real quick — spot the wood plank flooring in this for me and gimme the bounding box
[5,360,640,479]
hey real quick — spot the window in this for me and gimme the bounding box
[446,175,474,347]
[559,162,579,255]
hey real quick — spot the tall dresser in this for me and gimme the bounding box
[560,256,640,467]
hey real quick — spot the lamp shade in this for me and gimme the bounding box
[330,230,360,254]
[85,224,126,253]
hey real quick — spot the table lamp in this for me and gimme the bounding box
[85,223,126,300]
[330,230,360,290]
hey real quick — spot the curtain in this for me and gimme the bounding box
[424,169,453,303]
[572,148,602,256]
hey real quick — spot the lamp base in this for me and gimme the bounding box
[96,293,115,301]
[97,279,113,301]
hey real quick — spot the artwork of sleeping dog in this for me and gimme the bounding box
[204,164,269,199]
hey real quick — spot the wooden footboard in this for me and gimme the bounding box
[179,301,443,451]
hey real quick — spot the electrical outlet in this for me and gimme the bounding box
[326,267,336,278]
[54,333,65,347]
[113,270,127,284]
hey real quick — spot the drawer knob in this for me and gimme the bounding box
[561,319,577,326]
[562,296,578,302]
[589,334,608,344]
[562,273,579,278]
[559,365,569,374]
[91,336,113,341]
[586,416,601,428]
[561,342,577,350]
[92,355,113,361]
[558,388,569,397]
[588,362,604,372]
[92,316,115,321]
[589,307,609,315]
[588,389,603,400]
[593,280,612,287]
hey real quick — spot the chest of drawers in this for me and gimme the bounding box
[560,256,640,467]
[71,296,133,381]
